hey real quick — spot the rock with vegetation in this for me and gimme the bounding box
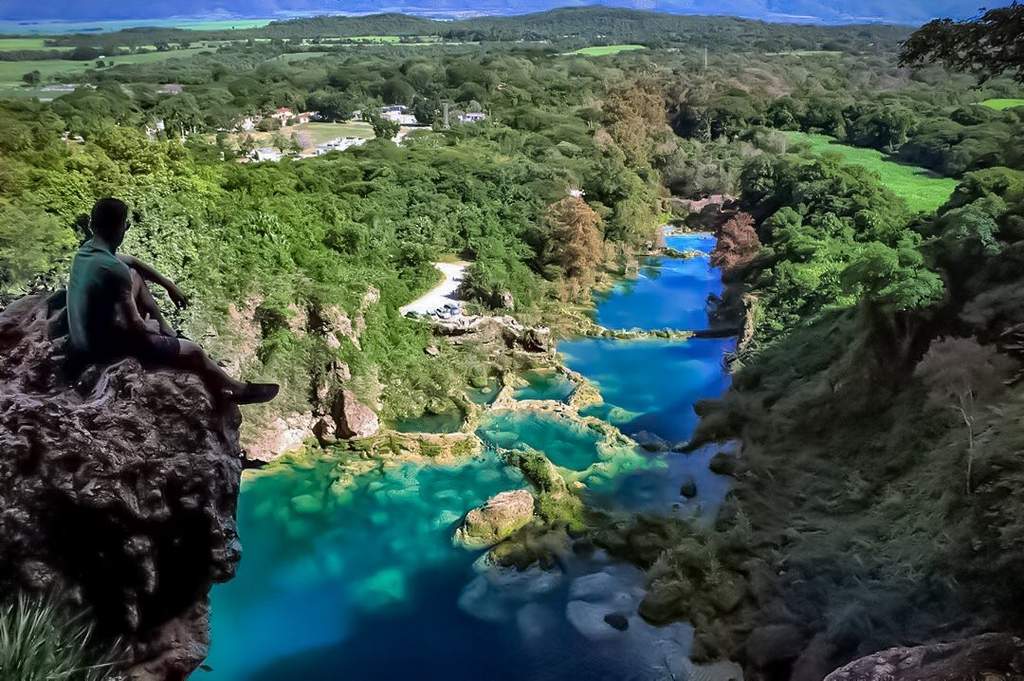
[453,489,536,549]
[0,294,244,681]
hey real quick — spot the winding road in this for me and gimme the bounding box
[399,261,468,316]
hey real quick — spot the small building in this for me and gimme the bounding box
[293,111,317,124]
[270,107,295,124]
[158,83,184,95]
[381,110,419,125]
[144,118,166,139]
[252,147,284,163]
[314,137,367,156]
[237,116,257,132]
[458,112,487,124]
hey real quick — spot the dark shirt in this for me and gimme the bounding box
[67,239,132,355]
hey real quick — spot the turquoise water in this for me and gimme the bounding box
[466,379,501,406]
[513,369,576,402]
[202,228,735,680]
[477,411,604,471]
[595,232,722,331]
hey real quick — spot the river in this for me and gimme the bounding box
[200,231,737,681]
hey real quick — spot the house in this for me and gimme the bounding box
[378,104,419,126]
[270,107,295,124]
[144,118,166,139]
[458,112,487,124]
[158,83,184,95]
[381,110,419,125]
[314,137,367,156]
[293,111,317,124]
[252,147,284,162]
[237,116,257,132]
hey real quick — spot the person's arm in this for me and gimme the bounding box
[117,275,151,336]
[118,255,189,309]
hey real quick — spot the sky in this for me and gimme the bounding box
[0,0,1005,26]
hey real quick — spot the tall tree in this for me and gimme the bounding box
[543,194,604,300]
[899,2,1024,82]
[915,337,1015,493]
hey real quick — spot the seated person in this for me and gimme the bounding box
[67,197,278,404]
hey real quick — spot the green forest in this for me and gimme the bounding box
[1,5,1023,681]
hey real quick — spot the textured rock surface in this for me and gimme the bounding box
[330,388,380,439]
[454,489,535,549]
[824,633,1024,681]
[0,294,244,681]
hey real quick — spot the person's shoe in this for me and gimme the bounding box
[226,383,280,405]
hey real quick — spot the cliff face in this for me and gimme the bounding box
[0,294,244,681]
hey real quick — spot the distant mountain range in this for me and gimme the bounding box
[0,0,1005,26]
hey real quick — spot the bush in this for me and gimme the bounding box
[0,593,122,681]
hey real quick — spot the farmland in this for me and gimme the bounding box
[571,44,646,56]
[0,46,212,88]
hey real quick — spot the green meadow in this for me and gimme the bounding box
[0,47,212,87]
[784,131,958,213]
[979,98,1024,111]
[0,37,69,51]
[572,44,646,56]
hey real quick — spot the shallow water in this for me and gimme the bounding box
[477,410,604,471]
[393,410,465,434]
[201,229,736,681]
[513,369,576,402]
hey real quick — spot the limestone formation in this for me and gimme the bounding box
[453,489,535,549]
[330,388,380,439]
[0,294,244,680]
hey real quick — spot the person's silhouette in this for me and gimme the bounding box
[66,197,278,404]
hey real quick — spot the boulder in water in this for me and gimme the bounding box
[453,489,535,549]
[0,294,244,680]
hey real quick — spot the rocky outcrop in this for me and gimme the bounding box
[244,411,315,463]
[824,633,1024,681]
[0,294,244,681]
[330,388,380,440]
[453,489,535,549]
[434,315,552,354]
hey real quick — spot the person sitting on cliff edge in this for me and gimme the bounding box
[66,197,279,405]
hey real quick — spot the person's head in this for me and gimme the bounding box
[90,198,129,248]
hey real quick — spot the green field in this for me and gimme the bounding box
[271,51,331,63]
[979,98,1024,111]
[784,131,958,213]
[765,50,842,57]
[0,47,212,87]
[571,44,647,56]
[0,37,70,51]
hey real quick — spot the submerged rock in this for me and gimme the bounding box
[0,294,244,680]
[453,489,535,549]
[824,633,1024,681]
[680,475,698,498]
[709,451,738,476]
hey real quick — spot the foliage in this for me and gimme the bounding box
[0,593,122,681]
[915,337,1015,492]
[899,3,1024,83]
